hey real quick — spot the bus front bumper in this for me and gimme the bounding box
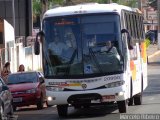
[46,87,128,105]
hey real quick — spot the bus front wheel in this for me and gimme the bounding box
[117,100,127,113]
[57,104,68,117]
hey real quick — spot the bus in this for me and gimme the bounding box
[34,3,147,116]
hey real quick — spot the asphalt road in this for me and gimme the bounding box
[13,63,160,120]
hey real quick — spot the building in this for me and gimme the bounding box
[141,0,158,32]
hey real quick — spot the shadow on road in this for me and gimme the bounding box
[147,62,160,66]
[16,104,119,120]
[142,102,160,106]
[64,104,118,119]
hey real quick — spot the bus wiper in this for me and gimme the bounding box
[56,49,77,75]
[65,49,77,75]
[89,48,103,73]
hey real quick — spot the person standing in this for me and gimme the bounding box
[48,35,68,56]
[18,64,25,72]
[1,62,11,83]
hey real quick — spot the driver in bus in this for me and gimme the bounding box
[48,35,69,56]
[64,27,76,48]
[101,41,120,60]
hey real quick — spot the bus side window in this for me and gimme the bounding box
[130,45,138,60]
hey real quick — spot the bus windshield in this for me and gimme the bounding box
[43,14,123,78]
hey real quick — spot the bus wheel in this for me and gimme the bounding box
[117,100,127,113]
[128,97,133,106]
[134,93,142,105]
[57,104,68,117]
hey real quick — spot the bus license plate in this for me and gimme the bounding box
[102,95,115,102]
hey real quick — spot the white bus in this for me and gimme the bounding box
[34,3,147,116]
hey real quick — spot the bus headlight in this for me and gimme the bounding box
[46,86,64,91]
[105,81,125,88]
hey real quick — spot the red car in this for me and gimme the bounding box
[7,71,46,110]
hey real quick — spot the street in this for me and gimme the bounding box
[0,1,159,120]
[11,63,160,120]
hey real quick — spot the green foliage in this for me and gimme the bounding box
[145,38,151,48]
[33,0,41,16]
[32,0,139,16]
[32,0,139,22]
[89,0,138,7]
[48,0,64,9]
[115,0,138,7]
[32,0,64,16]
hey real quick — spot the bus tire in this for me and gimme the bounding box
[117,100,127,113]
[128,97,133,106]
[134,93,142,105]
[57,104,68,117]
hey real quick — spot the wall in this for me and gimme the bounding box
[16,44,42,72]
[0,0,32,37]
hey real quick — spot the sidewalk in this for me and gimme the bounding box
[147,44,160,63]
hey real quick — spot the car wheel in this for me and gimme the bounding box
[37,95,44,110]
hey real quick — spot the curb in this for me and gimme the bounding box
[148,50,160,59]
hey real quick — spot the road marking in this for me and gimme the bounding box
[149,97,155,101]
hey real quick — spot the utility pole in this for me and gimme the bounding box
[138,0,142,11]
[157,0,160,49]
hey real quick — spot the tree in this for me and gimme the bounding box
[32,0,139,27]
[33,0,64,26]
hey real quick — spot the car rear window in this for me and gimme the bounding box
[7,72,38,84]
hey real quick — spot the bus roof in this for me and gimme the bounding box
[44,3,135,18]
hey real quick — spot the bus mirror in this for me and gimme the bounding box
[121,29,133,50]
[34,31,44,55]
